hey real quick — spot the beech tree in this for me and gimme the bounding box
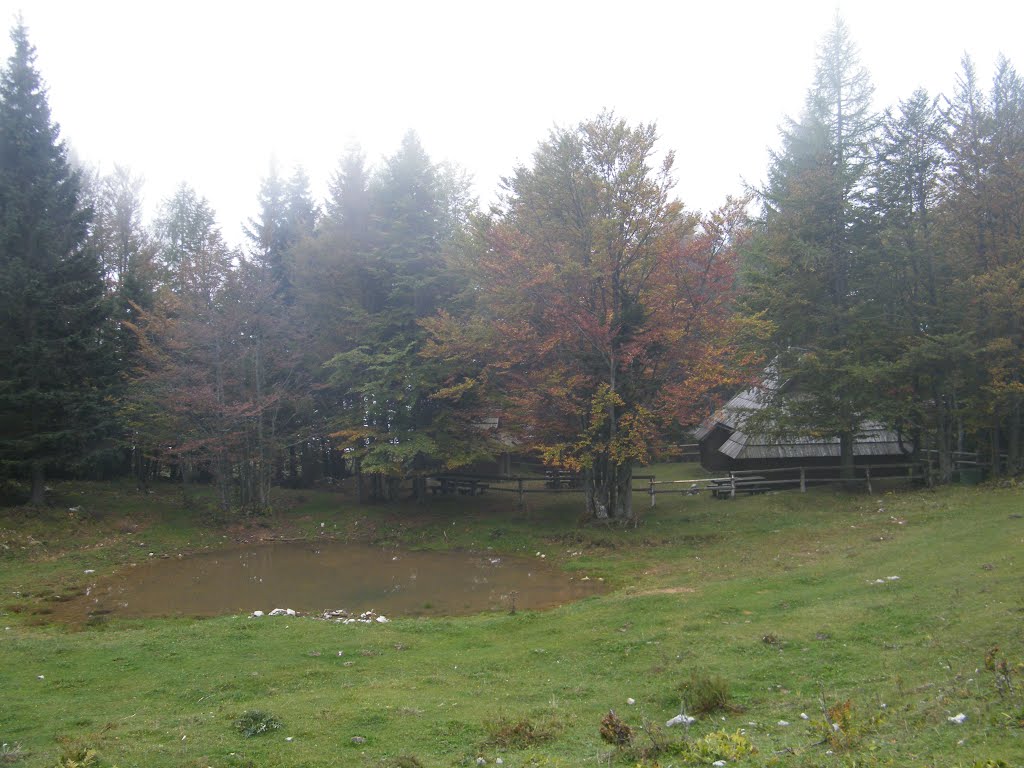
[127,185,239,508]
[425,113,753,521]
[0,21,112,503]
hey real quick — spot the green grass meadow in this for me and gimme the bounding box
[1,467,1022,767]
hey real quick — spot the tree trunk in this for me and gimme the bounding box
[29,460,46,505]
[584,458,633,522]
[839,430,856,487]
[1008,396,1021,475]
[991,421,1002,476]
[936,394,954,484]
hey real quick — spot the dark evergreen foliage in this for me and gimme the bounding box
[0,20,115,503]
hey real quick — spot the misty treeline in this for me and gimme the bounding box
[2,17,1022,518]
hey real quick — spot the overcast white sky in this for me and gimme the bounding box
[3,1,1023,247]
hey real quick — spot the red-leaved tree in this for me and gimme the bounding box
[424,114,759,521]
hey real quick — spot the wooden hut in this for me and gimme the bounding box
[694,383,912,474]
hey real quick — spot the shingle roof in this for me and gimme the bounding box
[699,382,909,460]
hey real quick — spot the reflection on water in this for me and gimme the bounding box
[58,542,604,620]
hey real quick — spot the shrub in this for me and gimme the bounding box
[52,745,98,768]
[1,742,26,765]
[812,698,883,752]
[685,729,756,762]
[599,710,632,746]
[233,709,283,738]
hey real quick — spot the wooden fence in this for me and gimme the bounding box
[644,462,926,506]
[432,462,931,512]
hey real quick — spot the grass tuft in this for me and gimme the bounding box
[677,672,733,715]
[233,709,283,738]
[482,714,562,750]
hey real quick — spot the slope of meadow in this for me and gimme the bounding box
[0,470,1021,767]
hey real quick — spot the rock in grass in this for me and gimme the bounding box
[351,736,366,744]
[947,713,967,724]
[666,714,696,727]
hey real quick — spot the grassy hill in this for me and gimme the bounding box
[1,469,1021,767]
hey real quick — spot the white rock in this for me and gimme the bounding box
[665,714,696,728]
[777,720,790,726]
[285,737,293,742]
[713,762,727,767]
[37,675,44,680]
[800,712,809,720]
[376,615,389,623]
[886,575,900,581]
[626,697,636,705]
[286,608,296,616]
[948,713,967,724]
[476,758,486,766]
[83,569,95,574]
[269,608,289,616]
[495,759,503,766]
[252,611,265,617]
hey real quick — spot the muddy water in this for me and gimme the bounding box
[60,542,604,620]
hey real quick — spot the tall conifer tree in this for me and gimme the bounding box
[0,20,111,503]
[742,15,882,479]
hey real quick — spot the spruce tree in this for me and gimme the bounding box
[742,15,881,480]
[0,20,111,503]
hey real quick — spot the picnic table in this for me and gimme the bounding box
[544,469,580,489]
[428,477,490,496]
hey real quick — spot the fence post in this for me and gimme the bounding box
[730,472,736,499]
[865,465,872,495]
[649,476,656,508]
[517,477,524,512]
[800,466,806,493]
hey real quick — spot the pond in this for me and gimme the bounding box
[58,541,605,621]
